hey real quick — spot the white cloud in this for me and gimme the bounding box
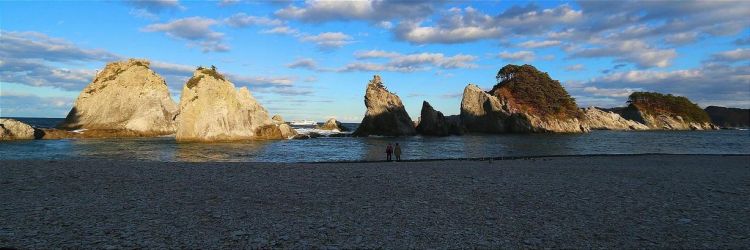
[275,0,436,23]
[286,58,318,70]
[664,32,699,45]
[570,40,676,68]
[582,86,641,97]
[300,32,353,49]
[578,62,750,108]
[340,50,477,72]
[565,64,585,71]
[497,51,535,62]
[0,31,118,62]
[142,17,228,52]
[709,48,750,63]
[125,0,184,19]
[260,26,299,35]
[225,13,283,27]
[394,5,581,44]
[0,92,75,118]
[519,40,561,48]
[126,0,184,12]
[354,50,401,59]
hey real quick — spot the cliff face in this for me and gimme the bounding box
[614,92,717,130]
[0,119,35,140]
[353,75,416,137]
[582,107,649,130]
[705,106,750,128]
[175,67,284,141]
[416,101,462,136]
[460,64,589,133]
[57,59,178,136]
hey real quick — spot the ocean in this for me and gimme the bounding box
[1,118,748,162]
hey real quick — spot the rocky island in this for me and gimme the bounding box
[56,59,179,137]
[461,64,589,133]
[415,101,462,136]
[353,75,416,137]
[175,66,293,141]
[610,92,717,130]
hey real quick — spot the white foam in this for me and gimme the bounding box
[293,127,350,136]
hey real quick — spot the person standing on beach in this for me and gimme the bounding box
[394,143,402,162]
[386,143,393,161]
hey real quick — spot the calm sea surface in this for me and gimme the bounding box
[1,118,748,162]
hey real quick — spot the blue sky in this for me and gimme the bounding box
[1,0,749,121]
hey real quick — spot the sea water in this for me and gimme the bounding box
[1,118,748,162]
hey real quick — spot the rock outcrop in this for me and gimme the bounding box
[57,59,178,136]
[582,107,649,130]
[319,118,348,132]
[0,119,35,140]
[175,66,287,141]
[612,92,718,130]
[271,115,285,125]
[353,75,416,137]
[460,65,589,133]
[415,101,462,136]
[705,106,750,128]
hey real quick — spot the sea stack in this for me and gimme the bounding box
[353,75,416,137]
[612,92,717,130]
[0,119,36,140]
[57,59,178,136]
[582,107,649,130]
[319,118,349,132]
[460,64,589,133]
[415,101,462,136]
[175,66,286,141]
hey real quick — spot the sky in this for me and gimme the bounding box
[1,0,749,122]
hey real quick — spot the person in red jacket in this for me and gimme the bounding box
[386,143,393,161]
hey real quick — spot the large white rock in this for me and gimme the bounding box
[57,59,178,136]
[175,67,286,141]
[0,119,35,140]
[582,107,649,130]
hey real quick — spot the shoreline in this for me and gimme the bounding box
[2,154,749,248]
[3,153,749,164]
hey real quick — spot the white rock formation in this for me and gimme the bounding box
[0,119,35,140]
[582,107,649,130]
[57,59,178,136]
[175,67,288,141]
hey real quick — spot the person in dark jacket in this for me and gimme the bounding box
[386,143,393,161]
[394,143,402,161]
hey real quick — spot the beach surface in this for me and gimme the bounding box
[1,155,748,248]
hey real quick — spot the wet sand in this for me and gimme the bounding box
[1,155,749,248]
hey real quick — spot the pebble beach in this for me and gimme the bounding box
[1,154,748,248]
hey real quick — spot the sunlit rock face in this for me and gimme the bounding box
[612,92,718,131]
[175,67,284,141]
[319,118,348,132]
[416,101,462,136]
[57,59,178,136]
[460,65,589,133]
[353,75,416,137]
[0,119,35,140]
[582,107,649,130]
